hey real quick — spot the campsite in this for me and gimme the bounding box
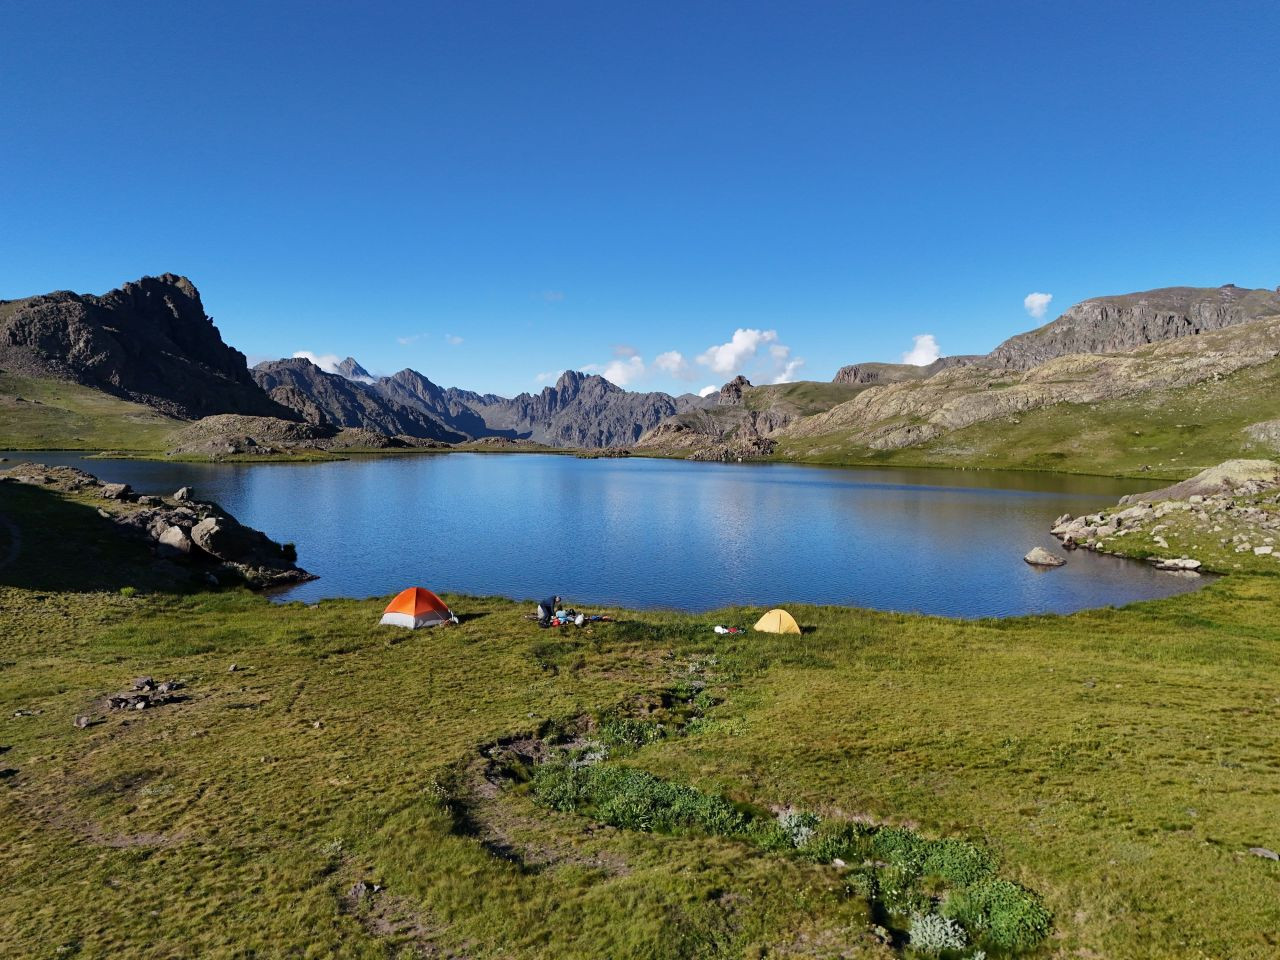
[5,3,1280,958]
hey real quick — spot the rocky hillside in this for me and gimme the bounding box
[832,355,982,385]
[251,359,464,442]
[989,284,1280,370]
[636,377,862,460]
[783,311,1280,456]
[0,274,289,419]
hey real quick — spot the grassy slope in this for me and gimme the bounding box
[2,482,1279,958]
[0,371,181,451]
[775,355,1280,480]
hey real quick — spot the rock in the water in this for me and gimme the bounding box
[101,483,132,500]
[1024,547,1066,567]
[1154,557,1202,571]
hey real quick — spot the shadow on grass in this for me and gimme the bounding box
[0,480,197,595]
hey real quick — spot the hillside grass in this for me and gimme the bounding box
[0,372,181,451]
[1,480,1278,957]
[776,356,1280,480]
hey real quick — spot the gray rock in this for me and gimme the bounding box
[190,516,258,562]
[1024,547,1066,567]
[1249,846,1279,861]
[157,525,193,558]
[174,486,193,502]
[73,715,91,729]
[101,483,132,500]
[132,677,155,691]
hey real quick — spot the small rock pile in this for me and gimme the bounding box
[105,676,182,712]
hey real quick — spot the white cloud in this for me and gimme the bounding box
[585,355,646,387]
[901,334,940,366]
[1024,292,1053,319]
[696,328,779,375]
[698,385,718,398]
[292,350,342,374]
[613,344,638,358]
[654,350,691,378]
[534,371,556,386]
[397,333,425,346]
[772,358,806,384]
[445,333,464,346]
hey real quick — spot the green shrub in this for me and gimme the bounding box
[796,819,872,864]
[532,762,748,837]
[596,713,665,749]
[119,586,137,598]
[943,879,1052,951]
[920,838,997,885]
[871,826,927,875]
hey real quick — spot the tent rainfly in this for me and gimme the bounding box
[380,587,457,629]
[753,608,801,634]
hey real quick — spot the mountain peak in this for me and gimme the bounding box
[336,357,374,383]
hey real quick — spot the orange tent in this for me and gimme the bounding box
[380,587,456,629]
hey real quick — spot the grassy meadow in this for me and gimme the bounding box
[1,480,1278,958]
[0,373,181,452]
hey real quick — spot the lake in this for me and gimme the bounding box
[3,452,1205,617]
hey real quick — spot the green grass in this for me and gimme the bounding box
[0,372,182,451]
[2,477,1280,958]
[776,356,1280,480]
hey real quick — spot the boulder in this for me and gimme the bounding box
[157,525,193,558]
[191,516,259,562]
[1249,846,1279,861]
[174,486,194,502]
[1024,547,1066,567]
[101,483,132,500]
[1154,557,1202,571]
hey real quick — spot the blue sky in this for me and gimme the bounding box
[2,1,1278,396]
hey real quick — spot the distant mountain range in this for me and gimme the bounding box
[3,273,1279,465]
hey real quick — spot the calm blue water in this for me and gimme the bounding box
[3,452,1205,617]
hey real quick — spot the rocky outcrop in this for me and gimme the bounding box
[989,285,1280,370]
[1243,419,1280,452]
[785,315,1280,452]
[0,274,291,419]
[0,462,312,587]
[165,414,447,458]
[252,359,464,442]
[832,356,983,386]
[717,376,752,406]
[1117,459,1280,505]
[1048,459,1280,576]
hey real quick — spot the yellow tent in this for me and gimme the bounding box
[753,608,801,634]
